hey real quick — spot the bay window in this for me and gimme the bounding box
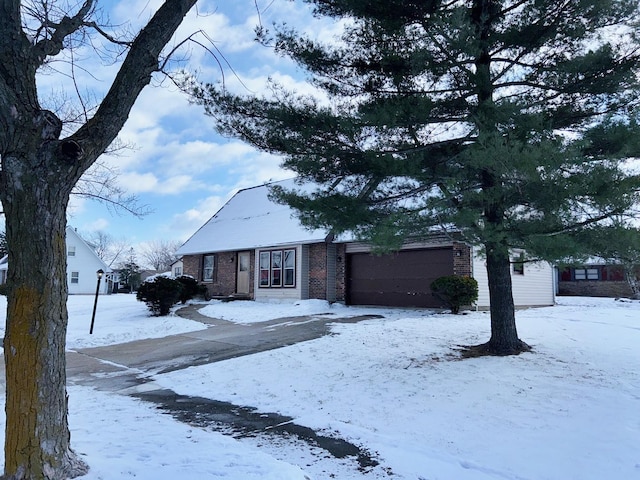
[259,249,295,288]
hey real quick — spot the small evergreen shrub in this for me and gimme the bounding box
[430,275,478,314]
[0,283,7,296]
[175,275,208,304]
[136,276,183,316]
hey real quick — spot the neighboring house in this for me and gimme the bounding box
[171,258,184,277]
[557,261,639,298]
[0,255,7,284]
[140,270,159,282]
[176,179,555,309]
[0,227,112,294]
[65,226,112,294]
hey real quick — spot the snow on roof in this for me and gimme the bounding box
[176,179,330,255]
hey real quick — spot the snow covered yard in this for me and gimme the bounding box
[154,297,640,480]
[0,294,637,479]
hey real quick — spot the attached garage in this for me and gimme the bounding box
[346,247,454,308]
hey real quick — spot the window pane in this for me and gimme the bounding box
[272,251,282,268]
[259,252,270,286]
[203,255,215,281]
[284,269,294,286]
[574,269,586,280]
[272,268,282,286]
[71,272,79,284]
[239,254,249,272]
[587,268,599,280]
[260,252,270,270]
[283,250,295,286]
[284,250,295,268]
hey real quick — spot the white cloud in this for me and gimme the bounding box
[118,172,159,193]
[48,1,342,244]
[169,195,228,240]
[117,172,202,195]
[82,218,110,232]
[67,195,88,218]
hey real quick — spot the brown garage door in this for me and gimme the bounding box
[347,248,454,308]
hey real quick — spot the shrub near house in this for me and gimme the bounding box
[136,275,206,316]
[431,275,479,314]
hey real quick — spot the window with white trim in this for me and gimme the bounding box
[67,246,76,257]
[259,249,296,288]
[283,250,295,286]
[574,268,599,280]
[512,252,525,275]
[70,271,79,284]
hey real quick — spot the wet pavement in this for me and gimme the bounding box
[133,388,380,471]
[66,304,385,473]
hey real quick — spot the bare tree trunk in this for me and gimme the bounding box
[1,150,87,478]
[0,1,197,476]
[478,242,531,355]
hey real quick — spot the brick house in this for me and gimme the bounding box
[176,179,555,309]
[557,262,639,298]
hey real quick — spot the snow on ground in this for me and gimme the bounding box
[197,297,415,323]
[0,294,207,349]
[0,294,638,479]
[160,297,640,480]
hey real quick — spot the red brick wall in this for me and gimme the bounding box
[182,255,201,281]
[182,252,252,298]
[558,280,633,298]
[335,243,346,302]
[215,252,237,296]
[308,243,327,299]
[453,242,472,276]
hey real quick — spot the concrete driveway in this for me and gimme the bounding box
[5,304,385,470]
[67,304,381,392]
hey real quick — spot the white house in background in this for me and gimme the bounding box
[176,179,555,310]
[171,257,183,277]
[66,226,112,294]
[0,255,7,284]
[0,226,112,294]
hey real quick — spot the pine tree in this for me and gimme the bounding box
[191,0,640,355]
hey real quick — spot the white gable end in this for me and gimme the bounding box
[177,179,329,255]
[66,227,110,294]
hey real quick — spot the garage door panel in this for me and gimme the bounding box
[347,248,454,308]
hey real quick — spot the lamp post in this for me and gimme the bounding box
[89,269,105,334]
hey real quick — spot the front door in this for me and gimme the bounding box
[236,251,251,294]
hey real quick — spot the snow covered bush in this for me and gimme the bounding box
[136,276,183,316]
[136,275,208,315]
[175,275,208,304]
[430,275,478,314]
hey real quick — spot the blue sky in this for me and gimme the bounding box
[41,0,338,249]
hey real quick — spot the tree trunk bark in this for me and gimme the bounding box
[467,0,530,356]
[1,152,87,479]
[472,242,530,356]
[0,2,198,476]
